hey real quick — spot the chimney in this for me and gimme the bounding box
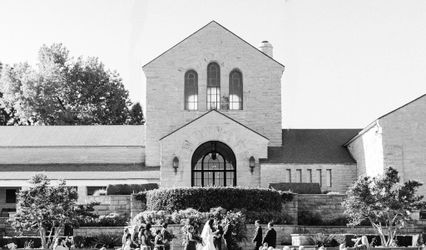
[259,41,273,58]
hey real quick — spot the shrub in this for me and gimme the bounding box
[78,212,128,227]
[145,187,293,212]
[298,211,323,225]
[308,233,344,247]
[107,183,159,195]
[92,233,122,248]
[73,236,96,249]
[270,183,321,194]
[244,210,293,224]
[297,211,352,226]
[133,191,147,203]
[132,210,174,226]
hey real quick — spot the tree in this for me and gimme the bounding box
[128,102,144,125]
[343,167,426,246]
[0,43,144,125]
[11,174,79,249]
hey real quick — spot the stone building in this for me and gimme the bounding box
[0,21,425,212]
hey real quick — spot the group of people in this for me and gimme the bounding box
[183,218,234,250]
[252,221,277,250]
[122,223,173,250]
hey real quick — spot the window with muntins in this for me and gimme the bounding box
[184,70,198,110]
[229,70,243,110]
[207,62,220,110]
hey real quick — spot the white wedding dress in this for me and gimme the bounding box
[200,221,216,250]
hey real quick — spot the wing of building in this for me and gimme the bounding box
[0,21,425,210]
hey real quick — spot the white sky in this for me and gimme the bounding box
[0,0,425,128]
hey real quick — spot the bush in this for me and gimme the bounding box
[73,234,122,248]
[244,210,293,224]
[298,211,323,225]
[270,183,321,194]
[78,212,128,227]
[145,187,293,212]
[297,211,355,226]
[133,191,147,203]
[73,236,96,248]
[107,183,159,195]
[308,233,344,247]
[92,233,122,248]
[132,210,174,226]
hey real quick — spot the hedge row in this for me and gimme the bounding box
[137,187,293,212]
[106,183,158,195]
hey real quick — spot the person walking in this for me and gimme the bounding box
[262,222,276,249]
[161,223,173,250]
[252,220,262,250]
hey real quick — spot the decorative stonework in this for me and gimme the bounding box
[160,111,269,187]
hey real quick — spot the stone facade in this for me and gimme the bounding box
[346,122,384,177]
[143,21,284,168]
[261,164,357,193]
[347,95,426,197]
[379,95,426,195]
[160,111,269,187]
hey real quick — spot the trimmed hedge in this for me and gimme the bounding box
[270,182,321,194]
[141,187,294,212]
[106,183,159,195]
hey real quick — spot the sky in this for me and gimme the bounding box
[0,0,425,129]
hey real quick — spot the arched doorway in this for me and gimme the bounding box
[191,141,236,187]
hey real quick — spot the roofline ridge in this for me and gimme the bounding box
[142,20,285,69]
[344,93,426,146]
[159,109,268,141]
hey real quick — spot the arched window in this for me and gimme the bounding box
[192,141,236,187]
[229,70,243,110]
[207,62,220,110]
[184,70,198,110]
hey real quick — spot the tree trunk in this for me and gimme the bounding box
[40,226,47,249]
[51,226,62,249]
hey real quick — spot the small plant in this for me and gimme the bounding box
[93,233,121,248]
[308,233,341,247]
[23,240,34,249]
[6,243,17,250]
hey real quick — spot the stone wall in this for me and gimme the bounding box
[297,194,346,222]
[85,195,131,216]
[261,164,357,194]
[379,95,426,197]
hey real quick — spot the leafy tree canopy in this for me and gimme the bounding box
[11,174,78,248]
[343,167,426,247]
[0,43,144,125]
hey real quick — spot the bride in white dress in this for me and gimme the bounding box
[200,219,216,250]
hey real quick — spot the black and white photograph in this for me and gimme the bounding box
[0,0,425,249]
